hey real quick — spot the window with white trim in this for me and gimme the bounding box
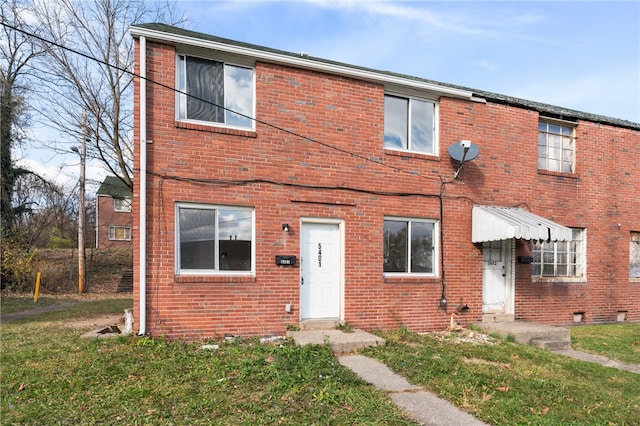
[114,197,131,212]
[176,204,254,273]
[538,119,576,173]
[108,226,131,241]
[383,217,437,274]
[384,94,436,155]
[177,54,254,130]
[630,232,640,279]
[532,228,585,278]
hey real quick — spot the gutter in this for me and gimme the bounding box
[138,35,147,335]
[129,26,473,101]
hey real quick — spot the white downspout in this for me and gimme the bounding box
[138,35,147,335]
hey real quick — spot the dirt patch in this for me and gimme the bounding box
[65,313,125,330]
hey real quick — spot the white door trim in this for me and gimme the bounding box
[299,218,345,321]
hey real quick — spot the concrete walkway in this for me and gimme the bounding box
[553,348,640,374]
[338,354,489,426]
[0,302,81,323]
[291,326,639,425]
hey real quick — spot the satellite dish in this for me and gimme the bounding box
[448,140,479,179]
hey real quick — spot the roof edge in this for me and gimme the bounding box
[130,23,472,100]
[131,23,639,130]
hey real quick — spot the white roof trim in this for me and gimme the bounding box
[130,26,472,100]
[472,206,572,243]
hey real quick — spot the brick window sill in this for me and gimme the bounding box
[383,275,440,284]
[532,277,587,284]
[537,169,579,179]
[175,121,257,138]
[384,148,440,162]
[175,275,256,284]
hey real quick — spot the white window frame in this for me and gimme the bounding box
[538,118,576,173]
[108,226,131,241]
[384,93,438,156]
[383,216,438,277]
[630,231,640,281]
[113,197,131,212]
[175,203,255,276]
[532,228,586,283]
[176,53,256,131]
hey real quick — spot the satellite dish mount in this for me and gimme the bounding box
[448,140,479,179]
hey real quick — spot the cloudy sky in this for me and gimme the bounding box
[175,0,639,122]
[18,0,640,189]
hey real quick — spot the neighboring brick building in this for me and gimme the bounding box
[96,176,133,249]
[130,23,640,339]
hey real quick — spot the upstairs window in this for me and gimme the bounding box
[532,228,585,278]
[384,217,437,275]
[538,119,576,173]
[114,197,131,212]
[177,55,254,130]
[384,95,436,155]
[176,204,254,274]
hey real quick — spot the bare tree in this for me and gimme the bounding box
[12,172,76,248]
[32,0,185,190]
[0,0,43,235]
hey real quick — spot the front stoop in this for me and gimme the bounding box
[476,321,571,351]
[288,329,386,355]
[482,313,515,323]
[299,319,340,331]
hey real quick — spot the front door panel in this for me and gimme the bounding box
[300,222,341,320]
[482,240,510,314]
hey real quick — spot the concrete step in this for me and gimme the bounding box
[299,319,340,331]
[475,321,571,349]
[117,270,133,292]
[288,329,385,355]
[482,313,515,323]
[530,338,571,351]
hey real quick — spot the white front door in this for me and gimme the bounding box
[300,222,341,320]
[482,240,513,314]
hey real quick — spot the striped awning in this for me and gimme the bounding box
[472,206,572,243]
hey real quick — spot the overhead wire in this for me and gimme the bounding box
[3,20,478,309]
[1,20,444,186]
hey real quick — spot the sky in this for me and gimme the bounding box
[17,0,640,191]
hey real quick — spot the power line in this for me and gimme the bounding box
[1,20,444,185]
[149,171,443,199]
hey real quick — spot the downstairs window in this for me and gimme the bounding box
[383,217,437,275]
[532,228,585,279]
[176,204,254,274]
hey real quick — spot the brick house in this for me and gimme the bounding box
[96,176,133,249]
[130,23,640,339]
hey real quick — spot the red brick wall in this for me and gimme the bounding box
[133,39,640,339]
[96,195,132,249]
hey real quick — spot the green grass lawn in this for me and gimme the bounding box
[366,328,640,426]
[1,298,415,425]
[571,323,640,365]
[1,295,62,314]
[2,298,639,425]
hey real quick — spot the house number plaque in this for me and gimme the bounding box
[318,243,322,268]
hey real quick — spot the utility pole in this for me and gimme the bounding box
[72,113,87,293]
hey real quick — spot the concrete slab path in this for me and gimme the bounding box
[338,354,489,426]
[288,329,385,354]
[553,348,640,374]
